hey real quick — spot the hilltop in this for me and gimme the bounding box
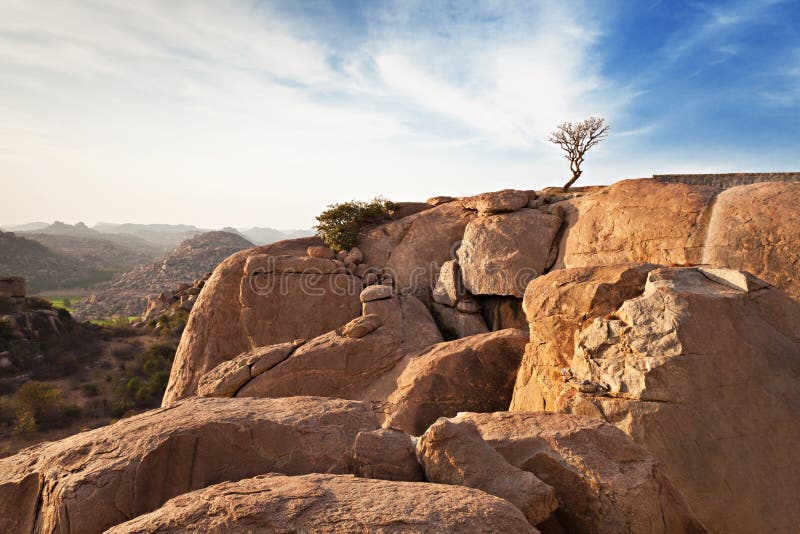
[72,231,254,319]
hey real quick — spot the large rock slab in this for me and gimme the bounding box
[460,189,530,216]
[163,237,327,405]
[431,302,489,339]
[550,267,800,533]
[358,202,475,303]
[106,473,538,533]
[0,397,378,534]
[351,428,425,482]
[457,209,562,297]
[554,179,718,268]
[510,264,656,412]
[383,329,527,435]
[417,417,558,526]
[450,412,704,533]
[703,181,800,300]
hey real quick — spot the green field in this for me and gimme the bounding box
[44,296,87,313]
[88,316,140,327]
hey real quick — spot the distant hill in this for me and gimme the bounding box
[239,226,314,245]
[72,231,255,319]
[0,231,109,292]
[93,222,204,250]
[0,222,49,232]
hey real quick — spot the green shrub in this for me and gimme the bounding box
[314,197,397,252]
[81,383,100,397]
[11,381,80,432]
[13,408,37,436]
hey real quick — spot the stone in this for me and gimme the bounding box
[307,245,335,259]
[360,284,395,302]
[353,263,370,277]
[236,297,442,403]
[390,201,432,219]
[461,189,530,216]
[554,179,718,269]
[417,418,558,526]
[339,313,383,339]
[358,202,475,303]
[452,412,704,533]
[510,264,656,412]
[163,237,328,405]
[344,246,363,265]
[426,195,455,206]
[246,254,339,274]
[105,473,538,534]
[197,342,297,397]
[351,428,424,482]
[457,209,562,297]
[383,329,527,435]
[702,181,800,300]
[546,267,800,533]
[432,259,469,307]
[0,276,26,298]
[363,272,379,286]
[0,397,379,534]
[431,302,489,339]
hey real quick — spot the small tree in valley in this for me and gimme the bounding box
[548,117,609,191]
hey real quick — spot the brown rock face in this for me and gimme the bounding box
[106,473,538,534]
[451,412,704,533]
[533,267,800,533]
[358,202,474,303]
[163,237,321,405]
[460,189,530,216]
[510,264,656,412]
[417,417,559,526]
[457,209,562,297]
[196,341,298,397]
[703,181,800,300]
[351,428,425,482]
[555,179,718,268]
[384,329,527,435]
[431,302,489,339]
[0,397,378,534]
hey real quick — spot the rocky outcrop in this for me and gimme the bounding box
[106,473,538,534]
[163,236,342,405]
[702,181,800,300]
[430,260,488,339]
[554,179,718,269]
[351,428,425,482]
[510,264,656,412]
[358,201,475,302]
[0,396,378,534]
[417,417,559,526]
[457,209,562,297]
[460,189,532,216]
[383,329,527,435]
[523,266,800,533]
[441,412,704,533]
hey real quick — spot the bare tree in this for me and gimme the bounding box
[548,117,609,191]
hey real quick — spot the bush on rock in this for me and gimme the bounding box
[315,197,397,252]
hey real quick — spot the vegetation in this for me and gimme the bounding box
[549,117,610,191]
[1,381,81,436]
[314,197,397,251]
[46,295,87,313]
[110,342,176,417]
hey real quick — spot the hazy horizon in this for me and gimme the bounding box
[2,0,798,228]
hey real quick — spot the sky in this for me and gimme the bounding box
[1,0,798,229]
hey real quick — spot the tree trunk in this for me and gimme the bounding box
[563,170,581,192]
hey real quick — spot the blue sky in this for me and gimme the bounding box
[1,0,798,228]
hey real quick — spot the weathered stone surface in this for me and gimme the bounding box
[417,418,558,526]
[461,189,530,216]
[453,412,704,533]
[383,329,527,435]
[163,237,321,405]
[362,294,444,353]
[0,276,25,298]
[235,296,442,403]
[307,245,334,259]
[510,264,656,412]
[426,195,455,206]
[390,201,432,219]
[432,259,473,307]
[359,202,474,303]
[0,397,378,534]
[245,253,339,274]
[339,313,383,339]
[554,179,718,269]
[457,209,562,297]
[550,267,800,533]
[703,181,800,300]
[106,473,538,534]
[197,342,297,397]
[431,302,489,339]
[240,266,362,354]
[360,283,395,302]
[351,428,424,482]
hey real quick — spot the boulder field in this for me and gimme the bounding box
[3,178,799,532]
